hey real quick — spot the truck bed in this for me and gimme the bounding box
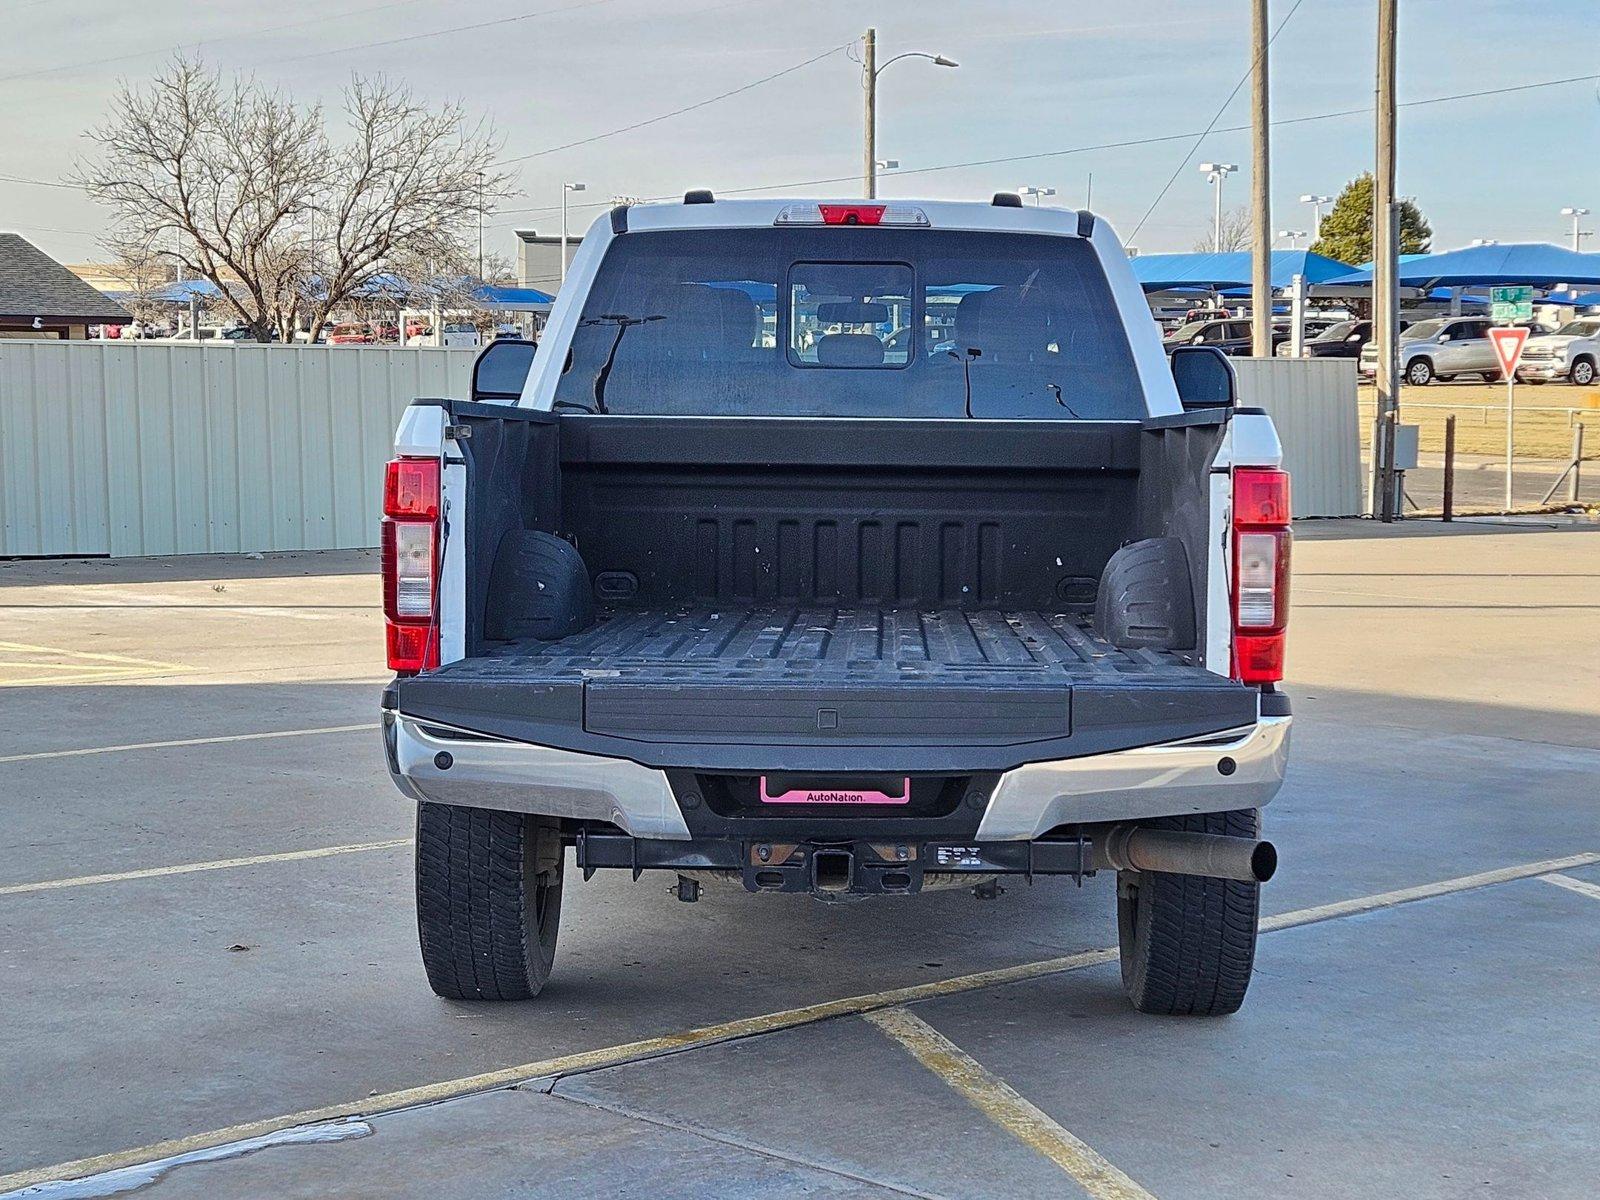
[395,606,1259,773]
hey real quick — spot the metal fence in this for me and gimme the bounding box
[1235,357,1363,518]
[2,342,1362,558]
[1,341,476,556]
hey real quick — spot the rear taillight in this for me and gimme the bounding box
[1231,467,1291,685]
[382,456,440,674]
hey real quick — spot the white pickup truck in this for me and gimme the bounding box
[380,193,1292,1016]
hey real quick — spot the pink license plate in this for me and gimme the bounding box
[759,776,911,805]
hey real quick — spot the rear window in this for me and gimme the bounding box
[551,227,1145,419]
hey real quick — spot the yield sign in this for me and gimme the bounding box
[1488,326,1530,377]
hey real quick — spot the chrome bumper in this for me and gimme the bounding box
[384,711,691,839]
[384,711,1290,845]
[975,716,1291,840]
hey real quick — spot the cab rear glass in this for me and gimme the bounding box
[551,228,1145,419]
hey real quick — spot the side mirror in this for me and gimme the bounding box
[471,338,537,403]
[1190,334,1205,345]
[1437,334,1451,343]
[1169,345,1237,410]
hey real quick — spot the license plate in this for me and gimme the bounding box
[759,775,911,805]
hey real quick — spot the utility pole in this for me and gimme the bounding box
[1371,0,1400,521]
[863,28,877,199]
[1249,0,1272,358]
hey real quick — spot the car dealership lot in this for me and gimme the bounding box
[2,520,1598,1199]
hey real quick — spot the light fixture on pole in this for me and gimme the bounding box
[1299,193,1332,240]
[862,28,956,199]
[560,182,586,286]
[1560,206,1591,252]
[1017,186,1056,205]
[1277,229,1307,249]
[876,159,899,171]
[1199,163,1238,252]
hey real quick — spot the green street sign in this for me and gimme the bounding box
[1490,285,1533,322]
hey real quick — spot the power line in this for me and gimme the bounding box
[495,40,853,166]
[263,0,626,66]
[0,0,426,85]
[495,69,1600,223]
[1126,0,1306,243]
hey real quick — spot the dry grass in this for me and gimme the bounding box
[1357,381,1600,460]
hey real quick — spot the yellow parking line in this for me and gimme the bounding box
[1257,851,1600,932]
[1,848,1594,1194]
[0,723,373,765]
[864,1006,1155,1200]
[0,840,413,897]
[1541,872,1600,902]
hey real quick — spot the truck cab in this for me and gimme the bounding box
[380,194,1292,1017]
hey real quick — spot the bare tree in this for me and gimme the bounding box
[1192,205,1252,253]
[79,58,508,342]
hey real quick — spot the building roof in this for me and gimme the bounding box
[0,233,132,323]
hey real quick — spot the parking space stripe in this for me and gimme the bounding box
[0,723,373,765]
[0,841,413,897]
[1257,851,1600,932]
[2,848,1594,1194]
[1542,873,1600,902]
[864,1007,1155,1200]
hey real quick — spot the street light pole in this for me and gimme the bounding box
[1249,0,1272,359]
[1561,206,1590,252]
[560,181,586,286]
[1017,186,1056,206]
[476,172,484,281]
[1277,230,1307,249]
[1300,193,1332,241]
[1199,163,1238,252]
[862,29,957,199]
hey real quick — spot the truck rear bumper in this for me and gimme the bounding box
[383,710,1290,841]
[975,715,1290,839]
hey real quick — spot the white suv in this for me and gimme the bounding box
[1518,317,1600,386]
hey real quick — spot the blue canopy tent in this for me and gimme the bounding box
[473,284,554,308]
[1130,250,1355,292]
[1322,243,1600,289]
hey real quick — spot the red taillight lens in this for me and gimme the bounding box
[1234,467,1290,525]
[384,457,440,519]
[382,456,440,674]
[1231,468,1291,685]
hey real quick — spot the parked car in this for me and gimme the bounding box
[1517,317,1600,385]
[1163,316,1289,356]
[1359,316,1502,385]
[1279,319,1372,359]
[327,322,375,346]
[379,195,1292,1017]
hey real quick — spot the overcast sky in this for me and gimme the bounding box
[4,0,1598,265]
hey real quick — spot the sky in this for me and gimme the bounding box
[4,0,1599,267]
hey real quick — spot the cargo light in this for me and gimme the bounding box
[382,456,441,674]
[1230,467,1290,686]
[774,203,930,227]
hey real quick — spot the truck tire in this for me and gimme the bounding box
[415,802,564,1001]
[1571,357,1596,386]
[1116,808,1260,1016]
[1405,358,1434,386]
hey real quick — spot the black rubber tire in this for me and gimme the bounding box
[1116,809,1261,1017]
[415,802,564,1001]
[1406,358,1434,386]
[1570,358,1596,386]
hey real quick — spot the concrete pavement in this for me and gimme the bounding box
[2,519,1598,1198]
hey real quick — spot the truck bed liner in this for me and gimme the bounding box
[395,606,1257,771]
[453,605,1204,685]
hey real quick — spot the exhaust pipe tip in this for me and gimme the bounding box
[1250,840,1278,883]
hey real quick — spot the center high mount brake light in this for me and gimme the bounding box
[774,203,931,227]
